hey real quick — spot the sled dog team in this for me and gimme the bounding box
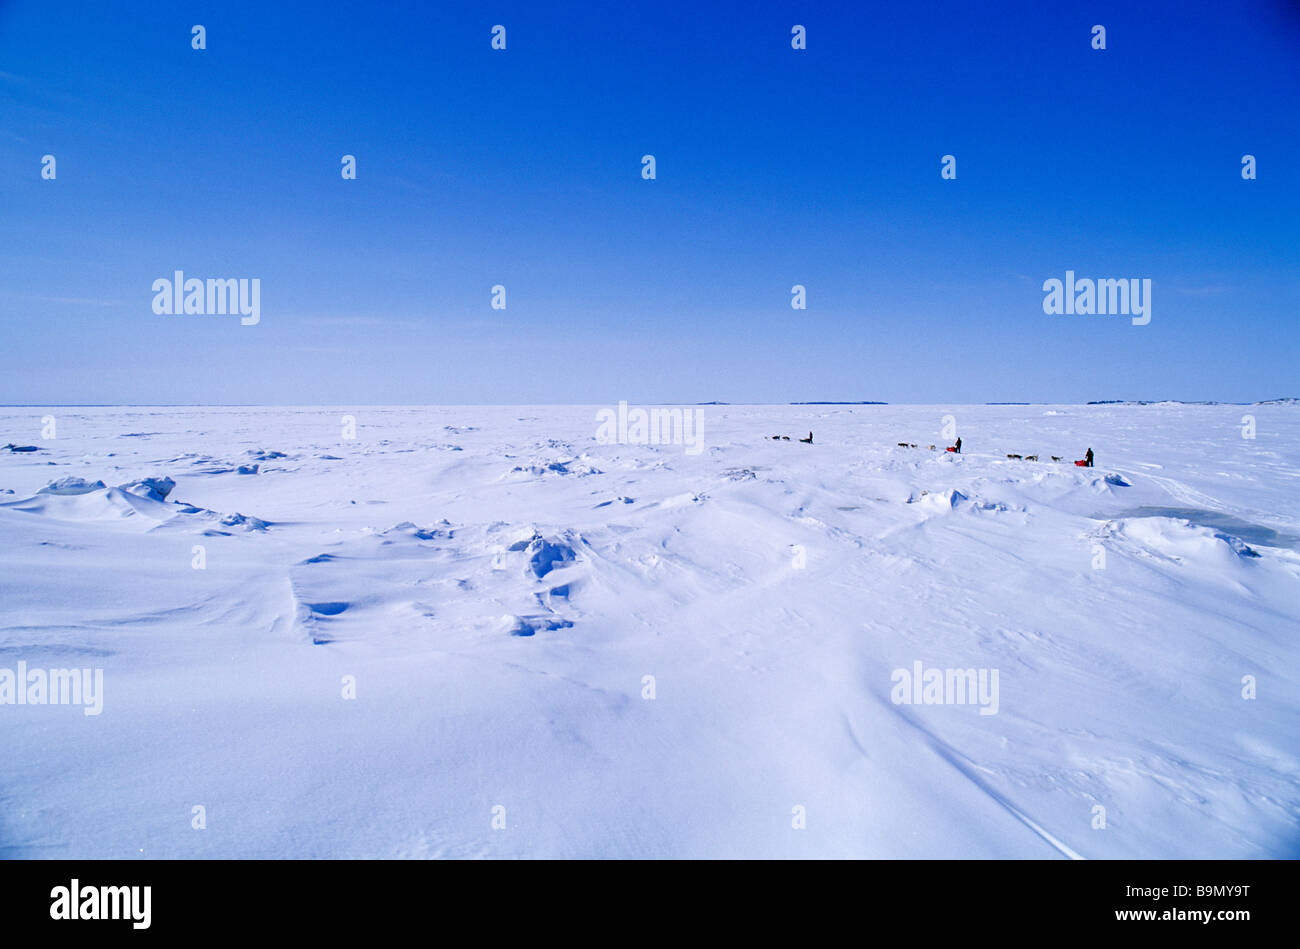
[895,437,1093,466]
[773,432,1095,467]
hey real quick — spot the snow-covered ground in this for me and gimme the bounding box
[1,403,1297,858]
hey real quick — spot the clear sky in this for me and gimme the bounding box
[1,0,1297,404]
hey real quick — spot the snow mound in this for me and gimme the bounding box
[381,520,452,541]
[503,459,602,479]
[38,476,106,495]
[220,512,269,532]
[1090,472,1132,493]
[908,488,1013,514]
[6,480,179,525]
[1103,516,1261,565]
[4,473,273,535]
[925,488,969,509]
[119,476,176,501]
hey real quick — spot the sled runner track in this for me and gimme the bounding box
[1118,469,1230,515]
[874,693,1085,860]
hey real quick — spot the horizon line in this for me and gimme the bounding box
[2,399,1296,409]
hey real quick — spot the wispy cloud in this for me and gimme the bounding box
[4,292,127,307]
[1169,285,1234,297]
[314,315,422,328]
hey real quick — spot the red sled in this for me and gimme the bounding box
[945,447,959,453]
[1074,460,1088,466]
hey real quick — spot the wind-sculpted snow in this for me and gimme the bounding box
[0,403,1297,858]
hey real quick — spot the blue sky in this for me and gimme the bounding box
[1,0,1297,404]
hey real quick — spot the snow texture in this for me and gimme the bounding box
[0,403,1297,858]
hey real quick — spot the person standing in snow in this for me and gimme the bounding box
[1085,447,1094,467]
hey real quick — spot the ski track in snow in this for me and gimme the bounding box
[869,682,1086,859]
[0,403,1298,858]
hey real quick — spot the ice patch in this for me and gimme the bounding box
[307,601,349,616]
[525,535,577,579]
[502,613,574,637]
[1098,507,1299,550]
[720,467,758,482]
